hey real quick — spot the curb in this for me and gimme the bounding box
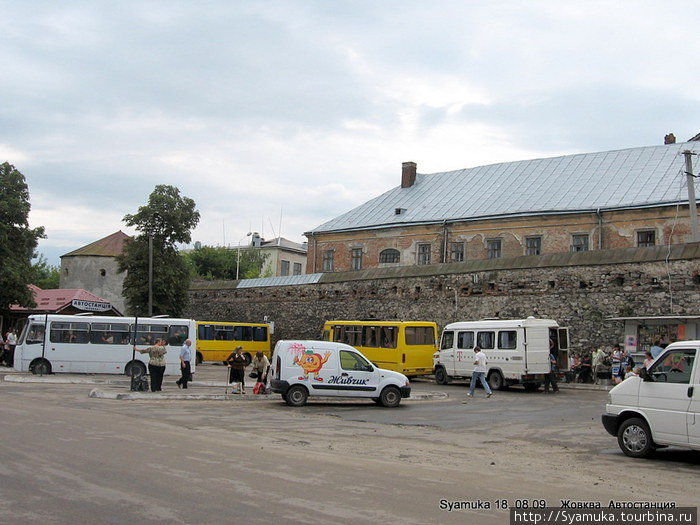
[88,388,449,402]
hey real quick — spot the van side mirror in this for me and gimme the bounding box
[640,367,651,381]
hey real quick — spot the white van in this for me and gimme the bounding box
[270,340,411,407]
[602,340,700,457]
[433,318,570,391]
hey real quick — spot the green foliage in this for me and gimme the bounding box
[31,254,60,289]
[183,246,269,280]
[0,162,45,312]
[117,185,200,317]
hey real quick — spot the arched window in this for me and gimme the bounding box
[379,249,400,264]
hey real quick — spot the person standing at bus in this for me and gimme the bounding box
[466,347,492,399]
[135,338,167,392]
[543,351,560,394]
[5,329,17,367]
[176,339,193,389]
[226,346,247,394]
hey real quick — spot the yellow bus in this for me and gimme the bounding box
[195,321,271,365]
[321,320,438,376]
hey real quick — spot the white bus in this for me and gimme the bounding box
[433,317,570,391]
[15,314,195,377]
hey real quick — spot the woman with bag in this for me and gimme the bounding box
[251,351,270,395]
[226,346,247,394]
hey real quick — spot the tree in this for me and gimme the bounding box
[0,162,45,312]
[183,245,269,280]
[30,254,60,289]
[117,185,200,317]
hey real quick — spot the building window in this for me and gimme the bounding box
[417,244,431,265]
[322,250,334,272]
[351,248,363,270]
[450,242,465,262]
[637,230,656,247]
[379,249,400,263]
[99,269,107,277]
[525,236,541,256]
[293,262,302,275]
[571,234,589,252]
[280,260,290,276]
[487,239,502,259]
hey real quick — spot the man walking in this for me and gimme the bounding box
[176,339,194,389]
[466,347,492,399]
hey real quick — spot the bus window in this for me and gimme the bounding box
[498,331,517,349]
[406,326,435,345]
[90,323,130,345]
[363,326,379,347]
[441,331,455,350]
[168,325,189,346]
[25,324,45,345]
[135,324,168,345]
[198,324,214,341]
[477,331,495,349]
[380,326,397,348]
[457,331,474,349]
[50,322,89,344]
[344,326,363,347]
[252,326,268,342]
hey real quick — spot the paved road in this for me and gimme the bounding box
[1,367,698,524]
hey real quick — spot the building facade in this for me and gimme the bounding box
[59,231,130,314]
[305,140,700,273]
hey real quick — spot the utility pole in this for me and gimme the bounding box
[148,234,153,316]
[684,150,699,243]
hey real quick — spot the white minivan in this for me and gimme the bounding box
[602,340,700,457]
[270,340,411,407]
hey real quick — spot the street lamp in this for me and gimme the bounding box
[236,232,252,280]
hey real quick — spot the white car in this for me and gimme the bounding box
[270,340,411,407]
[602,341,700,457]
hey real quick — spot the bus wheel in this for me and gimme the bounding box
[434,367,449,385]
[125,361,147,378]
[618,418,654,458]
[379,386,402,408]
[196,352,203,365]
[487,370,505,391]
[285,385,308,407]
[30,359,51,375]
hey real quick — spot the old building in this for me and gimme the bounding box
[256,235,308,277]
[305,139,700,273]
[59,231,130,314]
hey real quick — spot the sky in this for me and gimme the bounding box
[2,1,700,266]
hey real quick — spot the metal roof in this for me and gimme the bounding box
[236,273,323,288]
[308,142,700,234]
[61,231,131,257]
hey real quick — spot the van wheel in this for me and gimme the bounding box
[434,367,449,385]
[285,385,308,407]
[618,418,654,458]
[379,386,402,408]
[125,361,147,379]
[487,370,505,391]
[30,359,51,375]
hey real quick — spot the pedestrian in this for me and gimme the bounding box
[611,344,622,382]
[0,332,7,367]
[250,351,270,384]
[6,329,17,367]
[134,338,167,392]
[226,346,247,394]
[176,338,194,389]
[618,349,634,383]
[544,350,560,394]
[591,347,606,385]
[465,347,492,399]
[650,340,664,359]
[642,350,654,369]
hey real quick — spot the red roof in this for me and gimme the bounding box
[11,285,120,314]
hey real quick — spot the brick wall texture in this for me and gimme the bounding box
[185,244,700,353]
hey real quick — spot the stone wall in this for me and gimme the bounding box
[185,244,700,352]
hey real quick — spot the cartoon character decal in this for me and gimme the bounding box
[292,348,331,382]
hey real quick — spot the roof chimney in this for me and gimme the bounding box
[664,133,676,144]
[401,162,417,188]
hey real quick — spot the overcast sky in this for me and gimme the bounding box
[2,1,700,266]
